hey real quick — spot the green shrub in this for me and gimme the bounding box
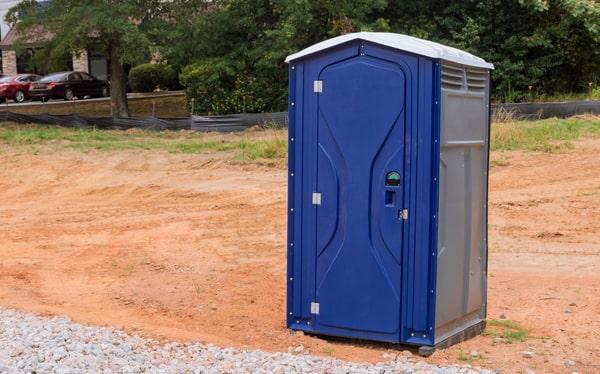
[180,59,270,115]
[128,64,177,93]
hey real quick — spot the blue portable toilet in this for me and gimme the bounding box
[285,32,494,355]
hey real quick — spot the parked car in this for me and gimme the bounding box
[0,74,42,103]
[29,71,110,101]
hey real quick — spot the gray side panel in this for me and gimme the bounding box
[435,63,490,344]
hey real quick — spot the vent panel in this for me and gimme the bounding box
[442,65,488,93]
[466,69,487,93]
[441,65,464,90]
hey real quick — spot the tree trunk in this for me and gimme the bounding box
[109,43,129,118]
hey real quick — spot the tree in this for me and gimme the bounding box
[174,0,598,111]
[5,0,177,117]
[171,0,389,114]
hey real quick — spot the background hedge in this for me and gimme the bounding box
[129,64,178,93]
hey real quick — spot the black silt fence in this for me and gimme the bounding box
[0,111,288,132]
[0,101,597,132]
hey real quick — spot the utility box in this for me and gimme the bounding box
[285,32,494,355]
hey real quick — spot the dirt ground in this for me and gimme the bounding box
[0,138,598,373]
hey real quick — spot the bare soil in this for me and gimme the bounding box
[0,139,598,373]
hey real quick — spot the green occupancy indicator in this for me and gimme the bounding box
[385,171,401,186]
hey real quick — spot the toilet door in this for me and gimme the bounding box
[313,54,407,337]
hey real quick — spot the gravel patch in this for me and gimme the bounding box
[0,307,491,373]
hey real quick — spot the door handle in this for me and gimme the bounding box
[385,190,395,206]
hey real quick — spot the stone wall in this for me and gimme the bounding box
[72,51,89,73]
[2,50,17,76]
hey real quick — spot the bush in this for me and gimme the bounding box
[180,59,271,115]
[128,64,177,93]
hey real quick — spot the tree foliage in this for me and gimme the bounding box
[6,0,599,115]
[5,0,182,117]
[167,0,598,113]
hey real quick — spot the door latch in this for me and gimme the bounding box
[312,192,322,205]
[310,302,320,315]
[400,209,409,220]
[313,80,323,93]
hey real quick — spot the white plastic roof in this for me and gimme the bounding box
[285,32,494,69]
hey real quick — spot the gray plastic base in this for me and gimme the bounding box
[418,320,487,357]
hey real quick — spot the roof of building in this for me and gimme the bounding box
[0,25,52,48]
[285,32,494,69]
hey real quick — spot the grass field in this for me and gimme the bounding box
[491,115,600,152]
[1,116,598,160]
[0,124,286,162]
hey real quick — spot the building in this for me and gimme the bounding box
[0,25,109,78]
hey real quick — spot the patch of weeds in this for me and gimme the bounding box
[322,346,335,356]
[491,116,600,152]
[530,141,574,153]
[536,231,563,238]
[193,282,202,294]
[485,319,530,343]
[456,349,483,362]
[0,123,289,162]
[235,138,287,161]
[490,155,510,167]
[0,125,66,145]
[457,349,469,361]
[577,188,600,197]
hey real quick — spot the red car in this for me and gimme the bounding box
[0,74,41,103]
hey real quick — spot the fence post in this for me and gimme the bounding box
[191,98,195,116]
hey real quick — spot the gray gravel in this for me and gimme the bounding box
[0,307,492,373]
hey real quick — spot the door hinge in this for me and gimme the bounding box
[313,80,323,93]
[312,192,322,205]
[310,302,320,315]
[400,209,409,220]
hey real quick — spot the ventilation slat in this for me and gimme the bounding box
[441,79,463,87]
[441,65,465,90]
[441,71,463,80]
[465,68,487,93]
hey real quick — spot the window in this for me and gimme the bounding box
[69,73,82,80]
[39,73,67,82]
[80,72,94,80]
[16,49,35,74]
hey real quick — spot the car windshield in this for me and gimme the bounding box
[0,76,14,83]
[39,73,66,82]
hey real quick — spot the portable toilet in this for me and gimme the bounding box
[285,32,494,355]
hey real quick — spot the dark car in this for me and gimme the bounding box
[0,74,42,103]
[29,71,110,101]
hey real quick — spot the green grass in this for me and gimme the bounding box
[0,123,287,162]
[491,116,600,152]
[485,319,530,344]
[1,115,598,160]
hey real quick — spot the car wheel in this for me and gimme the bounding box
[14,90,26,103]
[101,86,110,97]
[64,88,75,101]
